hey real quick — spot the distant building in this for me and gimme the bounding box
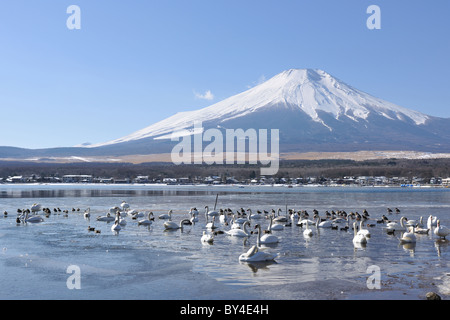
[62,175,93,183]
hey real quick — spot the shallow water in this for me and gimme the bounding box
[0,184,449,300]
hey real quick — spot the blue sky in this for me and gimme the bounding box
[0,0,449,149]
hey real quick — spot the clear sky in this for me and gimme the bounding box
[0,0,449,149]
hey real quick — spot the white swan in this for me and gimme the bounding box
[413,226,430,235]
[97,212,116,222]
[219,210,228,224]
[225,221,250,237]
[303,219,313,237]
[357,220,371,238]
[205,206,219,217]
[385,216,407,232]
[255,224,279,244]
[128,209,142,218]
[201,231,214,244]
[190,210,199,224]
[267,215,284,231]
[24,212,44,223]
[273,208,287,223]
[159,210,172,220]
[138,212,154,226]
[205,214,218,230]
[434,220,450,240]
[164,218,192,230]
[247,208,263,220]
[238,245,277,262]
[353,222,367,245]
[316,218,333,228]
[427,215,438,229]
[30,203,42,214]
[230,215,242,229]
[111,213,122,232]
[400,226,416,243]
[120,201,130,212]
[84,208,90,219]
[109,206,121,215]
[297,219,315,227]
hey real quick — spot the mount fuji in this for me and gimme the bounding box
[1,68,450,159]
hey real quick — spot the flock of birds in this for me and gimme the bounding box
[5,201,450,263]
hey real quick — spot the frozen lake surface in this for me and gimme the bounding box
[0,184,449,300]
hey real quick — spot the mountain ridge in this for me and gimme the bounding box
[1,68,450,160]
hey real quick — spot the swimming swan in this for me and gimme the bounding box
[24,212,44,223]
[357,220,371,238]
[164,218,192,230]
[201,231,214,244]
[353,222,367,245]
[225,221,250,237]
[159,210,172,220]
[97,212,116,222]
[255,224,279,244]
[84,208,90,219]
[238,245,277,262]
[138,212,154,226]
[205,206,219,217]
[303,219,313,237]
[400,226,416,243]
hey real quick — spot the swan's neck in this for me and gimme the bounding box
[256,225,261,246]
[243,222,249,235]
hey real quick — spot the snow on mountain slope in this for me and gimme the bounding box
[89,69,430,148]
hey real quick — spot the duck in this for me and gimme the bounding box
[352,222,367,245]
[137,212,154,226]
[87,226,95,232]
[434,220,450,240]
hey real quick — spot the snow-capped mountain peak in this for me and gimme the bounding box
[89,68,430,148]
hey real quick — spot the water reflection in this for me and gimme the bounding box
[0,185,449,298]
[240,260,278,273]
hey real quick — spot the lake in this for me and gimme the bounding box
[0,184,449,300]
